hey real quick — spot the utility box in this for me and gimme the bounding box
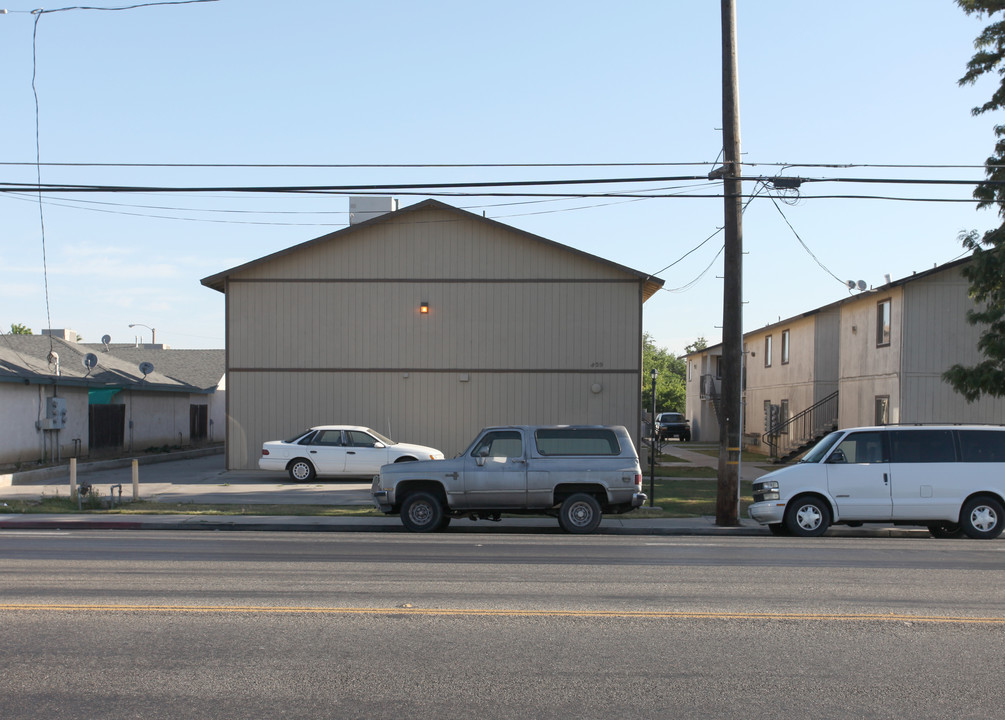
[46,397,67,429]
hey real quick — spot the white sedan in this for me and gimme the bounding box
[260,425,444,481]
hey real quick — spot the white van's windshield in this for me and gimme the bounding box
[799,431,843,463]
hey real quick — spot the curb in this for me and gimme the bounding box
[0,513,933,537]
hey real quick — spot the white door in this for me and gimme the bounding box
[825,431,892,520]
[343,430,390,475]
[307,429,348,475]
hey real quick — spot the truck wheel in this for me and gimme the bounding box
[784,496,830,537]
[288,459,316,482]
[558,493,602,534]
[400,492,444,533]
[960,496,1005,540]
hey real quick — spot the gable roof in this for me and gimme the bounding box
[0,335,223,393]
[683,255,974,359]
[200,198,665,300]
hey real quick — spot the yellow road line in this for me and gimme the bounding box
[2,604,1005,624]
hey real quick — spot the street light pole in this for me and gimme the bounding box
[128,323,156,345]
[650,367,658,507]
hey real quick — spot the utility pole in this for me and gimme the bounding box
[716,0,742,526]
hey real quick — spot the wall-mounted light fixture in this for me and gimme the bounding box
[419,302,429,315]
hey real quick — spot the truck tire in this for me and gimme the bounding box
[400,492,444,533]
[558,493,603,534]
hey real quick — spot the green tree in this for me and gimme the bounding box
[642,333,686,414]
[684,336,708,355]
[9,323,32,335]
[945,1,1005,401]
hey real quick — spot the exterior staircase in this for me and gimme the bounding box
[762,390,839,463]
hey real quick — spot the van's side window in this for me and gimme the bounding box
[829,432,888,464]
[889,430,956,463]
[959,431,1005,462]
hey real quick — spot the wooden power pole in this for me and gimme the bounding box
[716,0,743,526]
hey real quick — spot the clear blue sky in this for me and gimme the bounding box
[1,1,998,352]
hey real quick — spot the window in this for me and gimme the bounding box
[763,400,773,433]
[877,299,891,347]
[781,330,790,365]
[471,430,523,458]
[829,432,888,464]
[889,430,956,463]
[779,399,789,435]
[687,362,692,381]
[764,335,773,367]
[535,428,621,456]
[959,431,1005,462]
[314,430,344,446]
[715,356,722,379]
[874,396,889,426]
[346,430,379,447]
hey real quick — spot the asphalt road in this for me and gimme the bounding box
[2,532,1004,719]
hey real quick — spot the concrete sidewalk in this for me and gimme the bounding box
[0,447,930,537]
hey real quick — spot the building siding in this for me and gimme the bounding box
[219,203,649,470]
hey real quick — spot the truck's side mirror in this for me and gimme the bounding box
[475,447,489,467]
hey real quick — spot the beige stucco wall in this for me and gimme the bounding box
[222,206,645,469]
[0,384,89,465]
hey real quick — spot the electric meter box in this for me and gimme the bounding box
[46,397,67,429]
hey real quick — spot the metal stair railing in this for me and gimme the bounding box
[700,374,722,422]
[762,390,839,459]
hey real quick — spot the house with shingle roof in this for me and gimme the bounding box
[0,332,224,467]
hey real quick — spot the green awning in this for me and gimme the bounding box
[88,388,122,405]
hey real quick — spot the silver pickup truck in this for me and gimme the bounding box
[371,425,646,533]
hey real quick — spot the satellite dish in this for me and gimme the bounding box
[846,280,856,289]
[82,353,98,371]
[101,334,111,347]
[139,361,155,377]
[857,280,867,291]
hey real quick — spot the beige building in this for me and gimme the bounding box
[201,199,663,470]
[685,258,1005,459]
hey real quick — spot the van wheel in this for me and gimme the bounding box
[558,493,602,534]
[960,497,1005,540]
[784,497,830,537]
[288,459,316,482]
[400,492,444,533]
[928,522,965,539]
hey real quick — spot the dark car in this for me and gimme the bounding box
[656,412,691,442]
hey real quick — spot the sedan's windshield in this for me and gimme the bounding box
[799,431,843,463]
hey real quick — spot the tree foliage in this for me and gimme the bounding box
[9,323,32,335]
[944,1,1005,401]
[642,333,686,414]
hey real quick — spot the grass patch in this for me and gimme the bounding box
[653,465,719,479]
[638,478,754,517]
[683,446,774,464]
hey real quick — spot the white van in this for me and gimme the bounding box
[748,425,1005,539]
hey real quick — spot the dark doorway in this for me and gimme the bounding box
[190,404,208,441]
[89,404,125,449]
